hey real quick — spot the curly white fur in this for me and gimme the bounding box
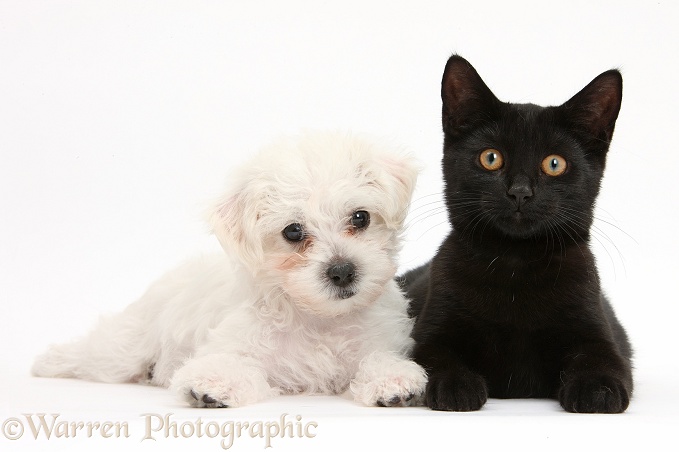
[32,131,427,408]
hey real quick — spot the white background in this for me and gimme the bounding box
[1,1,678,451]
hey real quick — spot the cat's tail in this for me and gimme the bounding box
[32,309,156,384]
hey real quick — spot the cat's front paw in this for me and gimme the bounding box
[559,373,629,413]
[425,369,488,411]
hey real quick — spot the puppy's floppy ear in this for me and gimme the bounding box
[371,154,420,229]
[207,182,264,272]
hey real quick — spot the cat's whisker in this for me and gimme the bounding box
[460,209,490,243]
[592,217,638,244]
[551,216,587,260]
[410,192,444,203]
[589,227,628,278]
[406,199,446,216]
[412,220,452,242]
[405,206,448,226]
[479,212,497,237]
[542,219,564,283]
[558,205,636,245]
[555,209,627,279]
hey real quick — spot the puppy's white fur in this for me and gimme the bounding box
[32,132,427,407]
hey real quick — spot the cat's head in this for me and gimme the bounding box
[440,55,622,240]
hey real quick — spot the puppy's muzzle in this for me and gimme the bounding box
[327,262,356,288]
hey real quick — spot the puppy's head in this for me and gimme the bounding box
[209,132,418,317]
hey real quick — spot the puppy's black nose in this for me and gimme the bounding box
[327,262,356,287]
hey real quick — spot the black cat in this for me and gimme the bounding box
[402,55,633,413]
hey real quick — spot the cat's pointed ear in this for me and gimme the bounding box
[441,55,501,139]
[560,69,622,149]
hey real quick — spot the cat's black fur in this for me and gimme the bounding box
[402,55,633,413]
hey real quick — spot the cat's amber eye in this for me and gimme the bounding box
[479,149,504,171]
[541,155,567,176]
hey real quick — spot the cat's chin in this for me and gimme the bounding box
[494,214,543,240]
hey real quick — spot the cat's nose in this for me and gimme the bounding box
[507,176,534,209]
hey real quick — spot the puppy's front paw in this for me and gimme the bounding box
[172,373,239,408]
[170,356,277,408]
[188,389,229,408]
[351,353,428,407]
[559,373,629,413]
[375,392,418,407]
[425,369,487,412]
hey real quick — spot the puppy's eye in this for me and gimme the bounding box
[351,211,370,229]
[282,223,304,242]
[480,149,504,171]
[541,154,567,176]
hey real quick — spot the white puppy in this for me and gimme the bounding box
[32,132,427,408]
